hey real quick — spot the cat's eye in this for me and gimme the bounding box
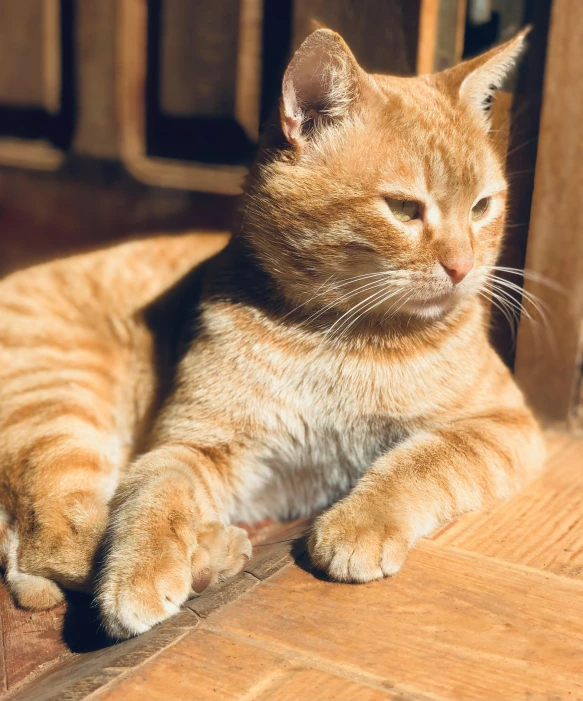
[386,198,420,223]
[471,197,490,220]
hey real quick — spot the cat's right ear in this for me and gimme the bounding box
[280,29,363,149]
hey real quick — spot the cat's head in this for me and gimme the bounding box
[244,29,528,325]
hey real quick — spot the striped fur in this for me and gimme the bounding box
[0,30,543,638]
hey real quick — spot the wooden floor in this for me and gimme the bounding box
[4,432,583,701]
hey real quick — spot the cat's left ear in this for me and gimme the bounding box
[280,29,365,149]
[439,28,530,128]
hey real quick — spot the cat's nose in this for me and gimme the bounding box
[440,257,474,284]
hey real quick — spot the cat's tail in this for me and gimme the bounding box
[0,508,64,610]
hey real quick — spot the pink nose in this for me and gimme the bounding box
[440,257,474,284]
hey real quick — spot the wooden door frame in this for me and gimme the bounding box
[514,0,583,432]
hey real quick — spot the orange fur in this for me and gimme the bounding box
[0,30,543,638]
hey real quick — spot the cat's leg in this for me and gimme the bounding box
[0,522,64,609]
[309,405,545,582]
[4,420,125,605]
[97,445,251,639]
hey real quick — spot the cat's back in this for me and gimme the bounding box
[0,232,229,322]
[0,233,229,474]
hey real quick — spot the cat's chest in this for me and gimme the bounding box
[232,352,424,521]
[235,409,403,521]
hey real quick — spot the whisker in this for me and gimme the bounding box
[482,275,558,355]
[481,265,565,294]
[505,222,530,229]
[482,274,553,319]
[305,278,395,326]
[285,270,412,319]
[335,287,412,342]
[505,137,538,157]
[478,289,517,344]
[326,285,403,339]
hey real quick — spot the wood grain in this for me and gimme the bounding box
[514,0,583,427]
[209,542,583,700]
[251,667,399,701]
[95,629,288,701]
[187,572,259,619]
[0,584,68,691]
[434,439,583,578]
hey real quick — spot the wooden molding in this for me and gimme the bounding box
[43,0,61,115]
[235,0,264,141]
[117,0,248,195]
[417,0,467,73]
[0,0,64,171]
[0,138,64,171]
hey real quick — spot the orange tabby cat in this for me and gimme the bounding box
[0,29,544,639]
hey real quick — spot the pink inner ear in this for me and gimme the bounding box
[281,77,303,145]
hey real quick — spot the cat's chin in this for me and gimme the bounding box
[401,293,457,319]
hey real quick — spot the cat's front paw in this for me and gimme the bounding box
[97,523,252,639]
[308,501,409,583]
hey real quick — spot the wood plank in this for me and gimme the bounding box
[489,2,551,367]
[208,543,583,700]
[417,0,439,74]
[0,582,68,691]
[514,0,583,426]
[252,667,398,701]
[94,629,407,701]
[434,440,583,579]
[94,629,288,701]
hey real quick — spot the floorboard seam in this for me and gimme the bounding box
[428,542,583,587]
[200,622,446,701]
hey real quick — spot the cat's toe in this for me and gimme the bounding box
[192,524,252,587]
[97,523,252,639]
[9,572,64,610]
[309,506,409,582]
[97,545,192,639]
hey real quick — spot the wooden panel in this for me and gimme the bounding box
[210,544,583,700]
[73,0,118,158]
[160,0,262,141]
[294,0,421,76]
[514,0,583,426]
[117,0,246,194]
[0,1,60,112]
[160,1,240,117]
[436,439,583,578]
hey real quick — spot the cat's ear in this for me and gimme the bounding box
[280,29,363,148]
[440,28,529,128]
